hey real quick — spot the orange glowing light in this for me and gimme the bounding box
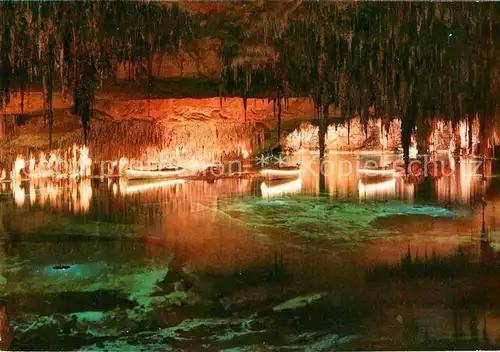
[261,177,302,198]
[125,168,184,180]
[358,178,396,200]
[259,167,301,179]
[29,183,36,206]
[12,181,25,206]
[12,156,25,181]
[239,143,250,158]
[124,179,185,195]
[11,145,93,181]
[358,168,395,177]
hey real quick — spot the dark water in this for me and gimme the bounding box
[1,154,500,350]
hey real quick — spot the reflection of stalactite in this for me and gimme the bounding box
[453,310,464,342]
[318,121,327,194]
[273,248,285,279]
[479,116,489,159]
[469,310,478,343]
[319,121,326,160]
[42,37,55,148]
[243,92,247,122]
[482,316,489,343]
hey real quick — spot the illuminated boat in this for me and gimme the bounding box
[124,178,185,195]
[261,177,302,198]
[358,166,396,177]
[359,174,394,187]
[125,167,183,180]
[259,165,301,180]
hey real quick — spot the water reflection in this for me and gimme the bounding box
[0,303,12,351]
[364,217,500,348]
[10,179,92,214]
[359,177,396,200]
[123,179,185,195]
[2,153,500,350]
[12,181,25,207]
[261,177,302,198]
[7,155,493,214]
[435,159,491,205]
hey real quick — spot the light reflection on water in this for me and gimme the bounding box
[8,154,491,213]
[3,153,500,350]
[10,179,93,213]
[6,154,496,268]
[261,177,303,198]
[286,153,490,204]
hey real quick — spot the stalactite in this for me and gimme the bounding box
[479,115,488,159]
[147,32,154,119]
[273,98,276,120]
[74,57,97,144]
[243,89,247,122]
[219,83,224,108]
[0,2,498,154]
[468,114,474,154]
[347,118,350,145]
[319,120,327,160]
[43,38,55,147]
[402,109,417,170]
[0,25,11,109]
[59,43,64,97]
[277,93,282,141]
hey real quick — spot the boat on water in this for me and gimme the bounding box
[261,177,302,198]
[359,173,395,186]
[259,165,301,180]
[125,167,184,180]
[358,166,396,177]
[124,178,185,194]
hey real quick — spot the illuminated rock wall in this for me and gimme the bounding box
[90,118,264,165]
[284,118,403,152]
[283,118,476,154]
[0,91,480,171]
[0,95,308,167]
[0,110,265,169]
